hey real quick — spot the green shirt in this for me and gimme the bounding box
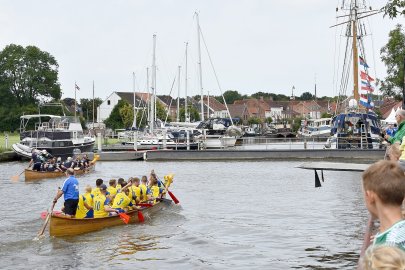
[389,121,405,144]
[373,220,405,251]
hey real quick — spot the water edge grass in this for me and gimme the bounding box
[0,133,20,153]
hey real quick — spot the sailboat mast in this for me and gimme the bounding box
[177,66,181,122]
[146,67,150,124]
[92,80,95,129]
[150,34,156,133]
[185,42,188,122]
[132,72,137,128]
[352,0,360,102]
[196,12,204,121]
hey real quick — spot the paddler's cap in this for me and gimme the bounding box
[42,149,47,154]
[100,184,107,191]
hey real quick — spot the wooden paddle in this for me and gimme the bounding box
[11,170,25,182]
[36,201,56,238]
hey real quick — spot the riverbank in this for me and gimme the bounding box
[0,151,20,162]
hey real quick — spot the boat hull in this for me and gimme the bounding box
[13,141,95,159]
[49,198,172,237]
[25,164,95,181]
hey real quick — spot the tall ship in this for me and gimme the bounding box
[325,0,382,149]
[12,114,95,158]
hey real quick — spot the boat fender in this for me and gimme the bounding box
[143,152,147,161]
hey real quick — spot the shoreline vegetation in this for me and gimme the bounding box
[0,133,19,153]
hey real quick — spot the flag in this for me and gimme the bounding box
[360,71,374,82]
[359,56,369,68]
[75,83,80,91]
[360,81,374,92]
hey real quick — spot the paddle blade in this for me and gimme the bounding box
[40,210,62,220]
[11,175,19,182]
[119,213,130,224]
[138,211,144,223]
[315,170,322,188]
[168,190,179,204]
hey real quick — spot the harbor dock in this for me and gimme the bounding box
[142,149,384,162]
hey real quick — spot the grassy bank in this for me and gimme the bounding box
[0,133,20,153]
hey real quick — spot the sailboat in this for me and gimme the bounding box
[325,0,382,150]
[191,12,240,148]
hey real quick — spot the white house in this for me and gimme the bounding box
[97,91,162,123]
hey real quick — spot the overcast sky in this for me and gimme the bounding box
[0,0,401,102]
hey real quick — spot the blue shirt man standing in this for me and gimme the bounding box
[53,168,79,218]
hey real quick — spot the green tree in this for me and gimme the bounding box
[265,117,273,124]
[271,93,290,101]
[156,100,171,122]
[104,100,128,130]
[80,98,103,122]
[384,0,405,18]
[251,91,271,99]
[248,116,262,125]
[221,90,243,104]
[179,106,200,122]
[119,103,134,128]
[288,117,303,133]
[299,92,315,100]
[0,44,61,107]
[321,112,332,118]
[380,24,405,97]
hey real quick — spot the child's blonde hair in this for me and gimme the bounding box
[363,245,405,270]
[85,185,92,193]
[362,160,405,205]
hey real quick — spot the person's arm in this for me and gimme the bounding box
[121,180,133,192]
[53,188,63,203]
[104,205,119,213]
[83,201,92,210]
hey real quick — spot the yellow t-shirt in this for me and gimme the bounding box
[139,184,147,201]
[131,186,141,203]
[75,195,88,219]
[93,194,109,218]
[150,185,161,198]
[107,186,117,197]
[91,187,101,197]
[112,192,131,210]
[83,191,93,207]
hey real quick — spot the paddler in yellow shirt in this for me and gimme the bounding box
[147,175,164,204]
[116,178,125,192]
[107,179,118,198]
[112,181,133,213]
[91,178,104,197]
[76,188,93,219]
[140,176,148,202]
[93,184,119,218]
[130,177,142,205]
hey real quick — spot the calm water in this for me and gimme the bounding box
[0,160,368,269]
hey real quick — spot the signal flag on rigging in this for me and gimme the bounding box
[359,56,369,69]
